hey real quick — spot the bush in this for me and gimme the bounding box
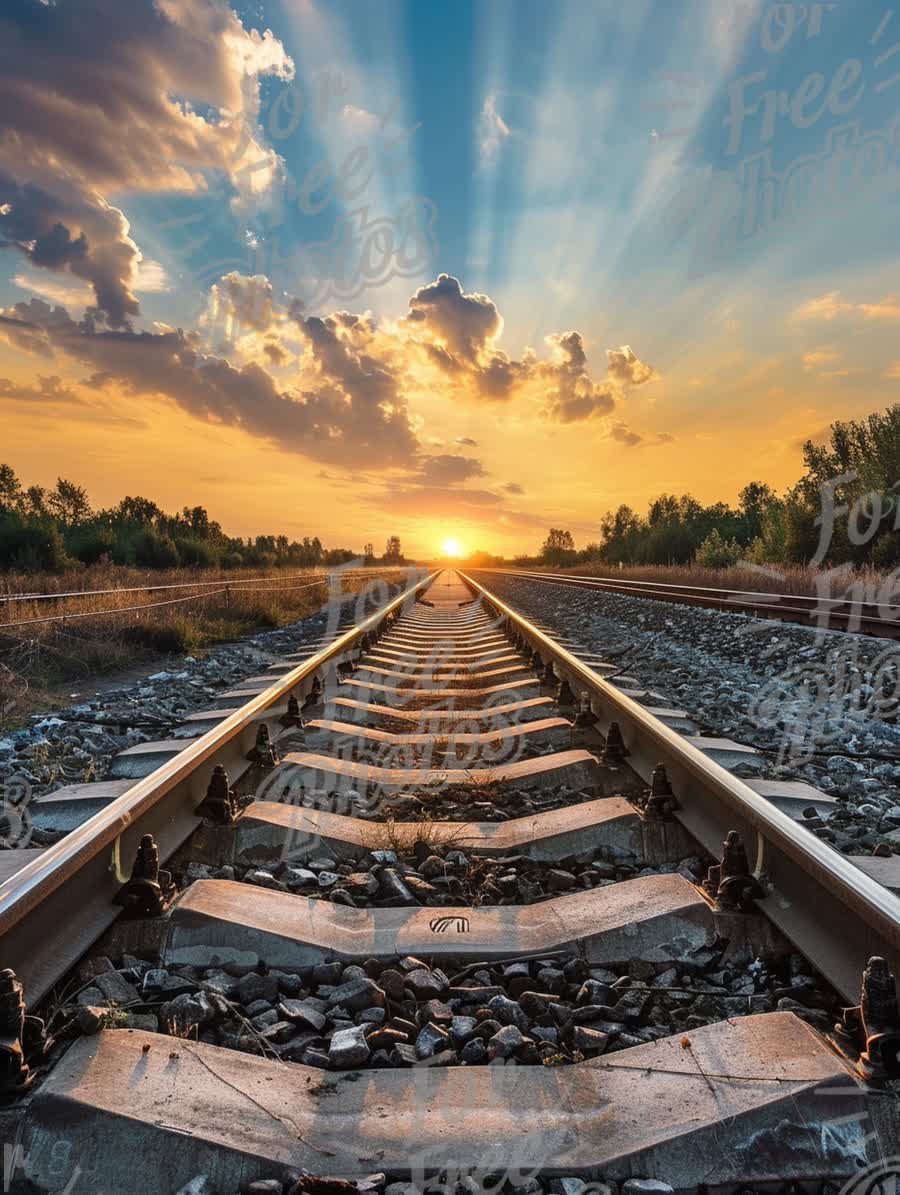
[134,528,180,568]
[872,532,900,569]
[0,515,71,571]
[221,550,247,570]
[68,526,117,565]
[174,538,219,568]
[695,528,743,569]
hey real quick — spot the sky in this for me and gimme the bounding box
[2,0,900,557]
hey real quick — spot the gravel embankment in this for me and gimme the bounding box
[0,599,365,845]
[481,576,900,857]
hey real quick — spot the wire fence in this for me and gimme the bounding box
[0,573,397,631]
[0,566,405,604]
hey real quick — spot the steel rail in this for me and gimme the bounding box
[468,567,900,638]
[461,570,900,1004]
[0,568,435,1003]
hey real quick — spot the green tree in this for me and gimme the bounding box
[541,528,576,565]
[0,464,22,512]
[47,478,92,526]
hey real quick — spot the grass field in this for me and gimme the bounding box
[0,563,413,730]
[487,561,900,603]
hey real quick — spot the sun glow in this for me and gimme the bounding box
[441,537,463,557]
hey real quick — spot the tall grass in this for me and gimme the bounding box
[0,565,406,730]
[514,561,899,601]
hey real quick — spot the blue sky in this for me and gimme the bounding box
[2,0,899,553]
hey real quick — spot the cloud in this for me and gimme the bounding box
[503,481,524,495]
[609,423,642,447]
[858,295,900,322]
[802,348,842,372]
[208,272,277,334]
[539,331,615,422]
[605,345,657,387]
[0,298,419,467]
[0,171,141,326]
[135,259,172,294]
[11,272,93,308]
[417,454,485,486]
[606,423,674,449]
[1,271,660,469]
[794,291,900,323]
[263,341,289,366]
[0,0,292,323]
[341,104,379,130]
[794,291,854,321]
[884,361,900,380]
[406,273,502,361]
[399,281,656,424]
[479,94,511,163]
[0,374,83,405]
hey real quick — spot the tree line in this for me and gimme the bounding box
[0,466,405,572]
[535,404,900,569]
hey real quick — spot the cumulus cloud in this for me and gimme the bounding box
[605,345,657,387]
[0,298,418,467]
[539,331,615,422]
[208,272,277,334]
[1,269,664,470]
[399,275,655,433]
[407,274,503,361]
[0,0,292,323]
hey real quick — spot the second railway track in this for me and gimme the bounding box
[1,568,899,1193]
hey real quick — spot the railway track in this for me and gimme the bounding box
[469,567,900,639]
[1,568,899,1193]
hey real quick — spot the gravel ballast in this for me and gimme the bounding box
[478,575,900,856]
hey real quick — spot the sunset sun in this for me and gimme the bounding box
[441,537,463,558]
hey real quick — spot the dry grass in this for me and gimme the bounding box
[519,561,898,600]
[371,817,469,855]
[0,565,407,731]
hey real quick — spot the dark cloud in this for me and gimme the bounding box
[454,436,478,447]
[263,341,289,366]
[398,284,654,424]
[0,0,291,323]
[0,172,139,326]
[418,455,485,486]
[406,274,501,361]
[607,424,675,449]
[502,481,524,495]
[1,299,418,467]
